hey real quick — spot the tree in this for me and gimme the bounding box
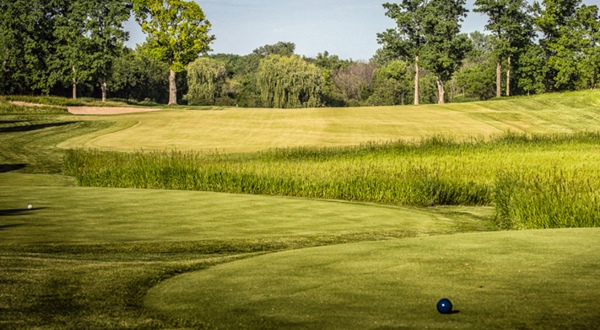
[185,57,227,105]
[369,60,411,105]
[0,0,61,95]
[134,0,214,105]
[456,57,497,99]
[420,0,472,104]
[573,5,600,89]
[533,1,600,91]
[252,41,296,57]
[370,47,400,67]
[48,0,130,100]
[517,44,548,95]
[85,0,131,102]
[49,1,92,99]
[332,62,377,105]
[475,0,533,97]
[257,55,323,108]
[549,4,599,90]
[109,44,170,103]
[378,0,428,105]
[379,0,471,105]
[314,51,349,71]
[533,0,582,91]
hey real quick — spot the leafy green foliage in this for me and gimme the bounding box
[0,0,60,94]
[378,0,429,105]
[517,44,549,94]
[252,41,296,58]
[368,60,411,105]
[379,0,472,104]
[534,0,600,91]
[184,58,227,105]
[134,0,213,72]
[134,0,214,105]
[49,0,131,100]
[108,45,171,103]
[474,0,534,97]
[257,55,323,108]
[456,57,497,100]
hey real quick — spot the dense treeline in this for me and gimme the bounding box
[1,0,598,107]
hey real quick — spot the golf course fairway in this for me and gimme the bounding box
[145,229,600,329]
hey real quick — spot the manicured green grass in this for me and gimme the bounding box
[0,174,494,245]
[58,89,600,153]
[146,228,600,329]
[0,173,492,328]
[0,115,112,173]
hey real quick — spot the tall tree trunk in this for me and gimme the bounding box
[72,66,77,100]
[436,77,445,104]
[100,78,107,102]
[414,56,419,106]
[168,69,178,105]
[506,56,511,97]
[496,59,502,98]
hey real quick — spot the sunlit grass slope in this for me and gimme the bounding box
[146,228,600,329]
[59,89,600,153]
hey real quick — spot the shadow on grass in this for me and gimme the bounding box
[0,121,75,133]
[0,224,24,230]
[0,208,46,217]
[0,164,27,173]
[0,120,26,124]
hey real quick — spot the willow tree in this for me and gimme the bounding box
[185,57,227,105]
[134,0,214,105]
[257,55,323,108]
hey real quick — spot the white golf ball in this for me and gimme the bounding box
[28,204,33,210]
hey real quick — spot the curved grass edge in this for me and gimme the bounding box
[145,228,600,329]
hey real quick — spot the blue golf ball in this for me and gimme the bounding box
[437,298,453,314]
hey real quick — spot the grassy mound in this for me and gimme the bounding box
[146,228,600,329]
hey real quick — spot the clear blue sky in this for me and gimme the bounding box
[125,0,600,61]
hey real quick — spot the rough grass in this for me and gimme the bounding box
[64,132,600,228]
[0,100,69,115]
[146,228,600,329]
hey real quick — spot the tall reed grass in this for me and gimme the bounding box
[64,132,600,229]
[494,170,600,229]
